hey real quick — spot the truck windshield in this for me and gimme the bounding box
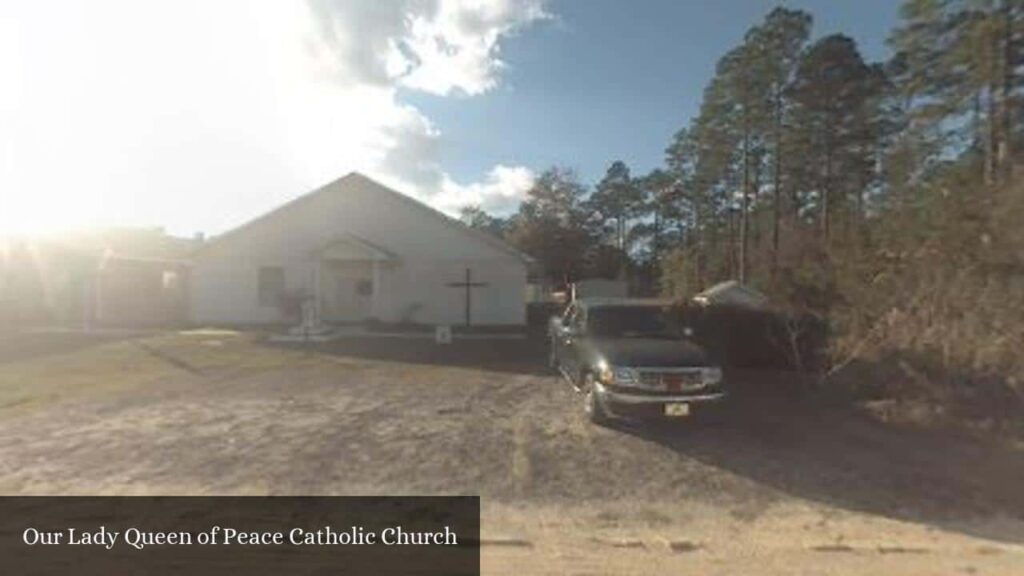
[586,306,681,339]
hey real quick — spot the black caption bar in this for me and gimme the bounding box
[0,496,479,575]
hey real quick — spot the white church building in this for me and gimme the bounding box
[190,173,530,327]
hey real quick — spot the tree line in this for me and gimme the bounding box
[464,1,1024,396]
[464,1,1022,300]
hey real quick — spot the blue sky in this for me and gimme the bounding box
[0,1,901,235]
[407,0,901,188]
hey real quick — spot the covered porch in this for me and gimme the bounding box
[311,233,398,324]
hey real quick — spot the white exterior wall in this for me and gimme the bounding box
[189,251,316,325]
[378,259,526,325]
[189,174,527,326]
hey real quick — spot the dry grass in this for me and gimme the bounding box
[0,339,176,413]
[0,331,316,415]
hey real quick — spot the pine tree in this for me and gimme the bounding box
[745,8,813,275]
[588,161,643,276]
[789,35,883,245]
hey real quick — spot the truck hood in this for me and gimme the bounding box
[586,338,710,368]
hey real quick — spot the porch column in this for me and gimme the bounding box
[371,258,381,320]
[312,260,322,320]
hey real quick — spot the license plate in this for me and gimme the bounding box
[664,403,690,417]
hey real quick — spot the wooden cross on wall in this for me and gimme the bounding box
[446,268,489,327]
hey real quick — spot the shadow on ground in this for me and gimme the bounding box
[621,371,1024,544]
[268,335,552,376]
[288,335,1024,544]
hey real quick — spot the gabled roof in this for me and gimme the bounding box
[197,172,532,263]
[348,173,532,263]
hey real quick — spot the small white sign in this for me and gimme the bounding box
[435,325,453,344]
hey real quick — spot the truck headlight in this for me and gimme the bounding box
[702,367,723,385]
[599,365,638,385]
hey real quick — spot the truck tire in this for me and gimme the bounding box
[548,339,559,370]
[582,372,612,426]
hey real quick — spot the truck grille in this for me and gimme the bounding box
[637,369,706,392]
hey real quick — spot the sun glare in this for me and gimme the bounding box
[0,191,105,236]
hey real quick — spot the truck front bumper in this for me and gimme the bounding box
[593,382,726,418]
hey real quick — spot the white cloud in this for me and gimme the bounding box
[308,0,549,96]
[0,0,545,235]
[301,0,548,207]
[397,0,549,96]
[434,164,535,216]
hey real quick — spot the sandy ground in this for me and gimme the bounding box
[0,331,1022,574]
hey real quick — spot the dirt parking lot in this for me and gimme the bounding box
[0,330,1022,574]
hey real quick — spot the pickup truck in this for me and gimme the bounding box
[548,298,726,425]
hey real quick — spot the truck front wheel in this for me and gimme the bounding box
[582,372,613,426]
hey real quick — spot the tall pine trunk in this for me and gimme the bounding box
[772,89,783,279]
[740,136,751,283]
[999,1,1015,183]
[739,76,751,284]
[693,199,704,290]
[822,128,833,244]
[986,18,1001,187]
